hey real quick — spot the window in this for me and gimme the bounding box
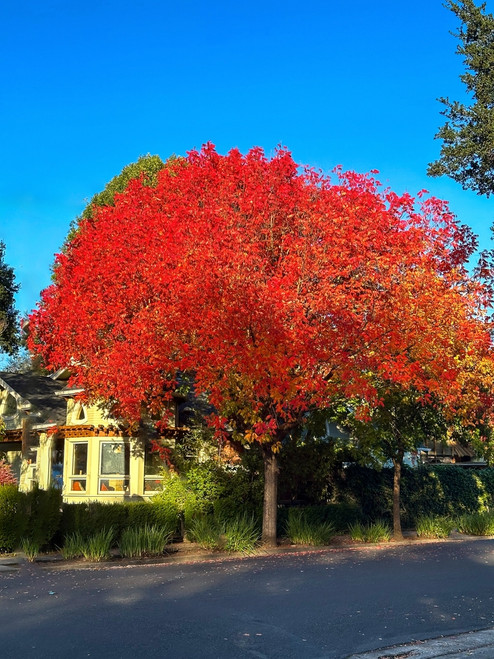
[69,442,88,492]
[72,402,87,424]
[144,443,165,492]
[99,441,129,493]
[3,393,17,417]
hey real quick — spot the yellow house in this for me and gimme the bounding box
[0,370,186,502]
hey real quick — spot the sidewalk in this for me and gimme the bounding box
[348,628,494,658]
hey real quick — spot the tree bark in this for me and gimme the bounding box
[392,447,404,541]
[262,445,279,547]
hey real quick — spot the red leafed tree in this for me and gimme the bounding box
[28,144,494,545]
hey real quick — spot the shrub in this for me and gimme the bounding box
[0,485,27,551]
[222,514,260,552]
[24,487,62,549]
[285,509,336,546]
[186,515,220,551]
[119,524,174,558]
[416,515,456,539]
[364,520,392,543]
[127,501,178,534]
[187,514,260,553]
[60,531,85,560]
[0,459,17,486]
[21,538,40,562]
[457,512,494,536]
[152,475,200,530]
[348,520,391,543]
[81,528,115,561]
[60,502,128,539]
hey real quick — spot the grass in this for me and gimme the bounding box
[21,538,41,562]
[119,524,174,558]
[60,531,85,559]
[187,514,260,553]
[82,528,115,561]
[285,509,336,546]
[60,528,115,561]
[348,520,392,543]
[415,515,456,539]
[457,511,494,536]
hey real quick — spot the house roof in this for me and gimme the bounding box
[0,372,67,427]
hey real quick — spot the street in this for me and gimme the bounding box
[1,539,494,658]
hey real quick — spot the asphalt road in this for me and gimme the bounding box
[1,539,494,659]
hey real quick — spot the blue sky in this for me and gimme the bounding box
[1,0,493,316]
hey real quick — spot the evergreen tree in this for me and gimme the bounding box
[428,1,494,196]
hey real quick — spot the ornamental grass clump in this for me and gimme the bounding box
[119,524,174,558]
[285,509,336,546]
[415,515,456,539]
[81,528,115,562]
[21,538,40,562]
[222,514,260,553]
[187,514,260,553]
[348,520,391,543]
[60,531,85,559]
[457,511,494,536]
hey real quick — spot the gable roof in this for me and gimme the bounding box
[0,372,67,427]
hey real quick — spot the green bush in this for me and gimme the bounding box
[416,515,456,539]
[24,487,62,549]
[285,509,336,546]
[21,538,40,562]
[127,501,178,533]
[457,511,494,536]
[187,514,260,553]
[348,520,391,543]
[60,502,128,539]
[119,524,174,558]
[0,485,27,552]
[81,528,115,561]
[60,531,85,559]
[341,465,494,527]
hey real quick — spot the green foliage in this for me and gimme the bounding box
[81,528,115,561]
[24,487,62,549]
[278,503,363,537]
[0,241,19,355]
[21,538,40,562]
[0,485,27,551]
[60,531,85,559]
[457,511,494,535]
[152,475,201,529]
[428,0,494,196]
[60,501,128,539]
[64,154,170,247]
[187,514,260,553]
[126,501,178,531]
[341,464,494,526]
[186,515,220,551]
[284,508,336,546]
[119,524,174,558]
[278,433,342,504]
[415,515,456,539]
[348,520,392,543]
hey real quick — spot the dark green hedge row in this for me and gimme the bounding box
[59,500,179,540]
[0,486,62,552]
[341,465,494,526]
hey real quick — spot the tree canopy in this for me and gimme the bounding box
[28,144,494,544]
[428,0,494,196]
[0,242,19,355]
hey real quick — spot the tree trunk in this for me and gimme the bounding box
[392,448,404,541]
[262,445,279,547]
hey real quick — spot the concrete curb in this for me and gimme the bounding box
[347,628,494,658]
